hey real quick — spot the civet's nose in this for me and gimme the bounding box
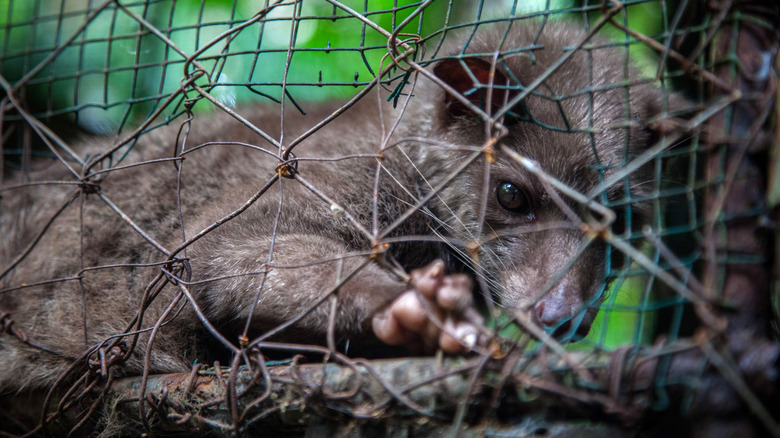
[533,283,591,339]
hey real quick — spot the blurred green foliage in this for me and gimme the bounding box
[0,0,450,133]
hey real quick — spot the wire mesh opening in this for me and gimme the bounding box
[1,1,778,436]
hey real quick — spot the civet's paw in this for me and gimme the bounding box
[372,260,483,354]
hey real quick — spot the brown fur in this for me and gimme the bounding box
[0,21,674,392]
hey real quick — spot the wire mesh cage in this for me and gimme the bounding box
[1,0,778,436]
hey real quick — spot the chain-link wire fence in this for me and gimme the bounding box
[1,0,778,436]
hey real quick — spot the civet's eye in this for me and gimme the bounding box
[496,181,532,215]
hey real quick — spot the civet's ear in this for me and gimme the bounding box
[433,57,518,119]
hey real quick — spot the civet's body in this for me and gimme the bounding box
[0,21,670,391]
